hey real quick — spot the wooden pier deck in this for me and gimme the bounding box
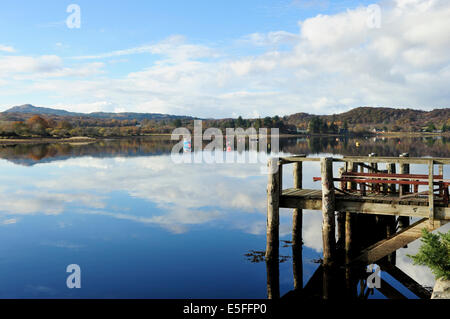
[265,154,450,299]
[281,188,450,220]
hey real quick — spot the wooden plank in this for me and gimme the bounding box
[280,196,450,220]
[335,201,450,220]
[281,156,321,163]
[315,177,448,186]
[343,171,444,180]
[281,156,450,166]
[342,156,450,165]
[349,218,448,265]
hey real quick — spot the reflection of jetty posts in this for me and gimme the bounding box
[266,155,450,299]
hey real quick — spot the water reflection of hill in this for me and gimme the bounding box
[0,136,449,166]
[0,137,176,166]
[284,136,450,158]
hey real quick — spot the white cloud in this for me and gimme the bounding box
[239,31,300,46]
[0,55,104,80]
[0,45,15,53]
[72,35,220,62]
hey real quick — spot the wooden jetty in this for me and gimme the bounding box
[265,154,450,299]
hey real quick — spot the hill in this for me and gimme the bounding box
[285,107,450,132]
[3,104,195,121]
[0,104,448,137]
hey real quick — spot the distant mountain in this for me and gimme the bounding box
[285,107,450,128]
[4,104,81,117]
[3,104,196,121]
[2,104,449,129]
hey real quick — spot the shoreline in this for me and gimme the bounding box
[1,131,449,145]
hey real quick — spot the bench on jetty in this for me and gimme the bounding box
[265,153,450,299]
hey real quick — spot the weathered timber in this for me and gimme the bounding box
[266,158,280,262]
[343,156,450,165]
[292,159,304,290]
[266,157,280,299]
[321,157,336,265]
[399,153,410,197]
[345,212,352,263]
[337,167,346,248]
[266,258,279,299]
[268,155,450,300]
[349,218,449,265]
[429,160,435,227]
[279,189,450,220]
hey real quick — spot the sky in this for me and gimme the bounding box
[0,0,449,118]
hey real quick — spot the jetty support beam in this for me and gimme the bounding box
[321,157,336,265]
[266,157,280,299]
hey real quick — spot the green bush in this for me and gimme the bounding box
[407,229,450,280]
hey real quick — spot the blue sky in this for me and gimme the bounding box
[0,0,449,117]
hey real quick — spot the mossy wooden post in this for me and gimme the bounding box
[399,153,410,194]
[266,157,280,299]
[398,153,410,229]
[336,167,345,248]
[321,157,336,266]
[266,257,279,300]
[428,160,435,227]
[386,162,397,264]
[387,162,396,194]
[292,159,304,290]
[369,153,378,191]
[438,164,444,196]
[345,162,357,264]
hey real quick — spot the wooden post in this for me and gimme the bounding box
[266,157,280,299]
[385,161,398,264]
[336,166,345,248]
[387,163,396,193]
[369,153,378,192]
[399,153,410,196]
[266,258,279,300]
[347,162,357,191]
[321,157,336,265]
[345,162,355,264]
[385,167,396,263]
[292,161,303,290]
[345,212,352,263]
[429,160,435,227]
[266,157,280,261]
[398,153,410,230]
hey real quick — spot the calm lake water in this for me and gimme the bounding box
[0,136,449,298]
